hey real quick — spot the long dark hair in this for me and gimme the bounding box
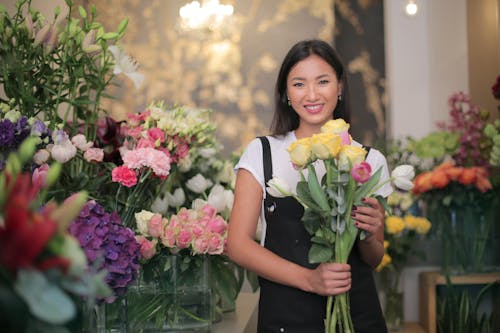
[270,39,351,136]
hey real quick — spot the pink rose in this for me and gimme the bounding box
[83,147,104,162]
[148,214,163,238]
[111,165,138,187]
[200,204,216,218]
[192,237,209,254]
[207,216,227,234]
[207,234,224,255]
[176,229,193,249]
[161,226,177,248]
[136,236,157,259]
[339,131,351,145]
[351,162,372,184]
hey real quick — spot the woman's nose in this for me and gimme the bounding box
[306,85,318,100]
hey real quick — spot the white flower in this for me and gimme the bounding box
[135,210,155,235]
[192,198,208,210]
[71,134,93,151]
[50,141,77,163]
[108,45,145,89]
[166,188,186,207]
[216,160,236,185]
[208,184,234,213]
[198,147,217,159]
[151,196,169,215]
[391,165,415,191]
[266,176,293,198]
[178,155,192,172]
[186,173,213,193]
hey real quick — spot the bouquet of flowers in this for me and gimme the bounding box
[0,138,111,332]
[267,119,414,333]
[109,102,219,227]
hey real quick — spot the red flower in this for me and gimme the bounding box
[0,174,58,272]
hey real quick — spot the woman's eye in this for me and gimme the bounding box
[292,82,304,88]
[319,79,330,85]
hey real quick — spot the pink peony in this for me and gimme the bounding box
[351,162,372,184]
[112,166,138,187]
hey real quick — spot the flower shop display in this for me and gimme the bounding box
[266,119,415,333]
[0,138,111,332]
[376,191,432,331]
[411,90,500,275]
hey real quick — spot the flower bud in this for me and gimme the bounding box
[45,162,62,188]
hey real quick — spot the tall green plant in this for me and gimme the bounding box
[437,277,496,333]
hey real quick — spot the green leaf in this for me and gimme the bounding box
[101,32,118,40]
[307,164,330,212]
[117,18,128,35]
[296,181,323,211]
[308,243,333,263]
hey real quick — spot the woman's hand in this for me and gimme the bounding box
[352,197,386,268]
[351,197,385,242]
[307,263,351,296]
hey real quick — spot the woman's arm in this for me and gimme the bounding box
[227,168,352,296]
[351,197,385,269]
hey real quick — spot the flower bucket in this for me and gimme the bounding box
[97,254,212,332]
[428,203,495,275]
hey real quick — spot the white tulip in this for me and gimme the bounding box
[192,198,208,210]
[391,165,415,191]
[186,173,213,193]
[166,188,186,207]
[178,155,192,172]
[151,196,169,215]
[208,184,234,213]
[266,176,293,198]
[198,147,217,159]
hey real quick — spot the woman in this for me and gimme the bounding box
[227,39,392,332]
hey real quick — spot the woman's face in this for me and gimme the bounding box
[286,54,341,136]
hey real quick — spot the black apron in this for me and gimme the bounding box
[257,136,387,333]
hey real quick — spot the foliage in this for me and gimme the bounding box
[437,278,496,333]
[0,138,111,332]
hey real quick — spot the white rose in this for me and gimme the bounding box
[135,210,155,235]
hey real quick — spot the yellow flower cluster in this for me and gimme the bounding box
[287,119,366,169]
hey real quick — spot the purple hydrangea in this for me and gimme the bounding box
[69,200,141,301]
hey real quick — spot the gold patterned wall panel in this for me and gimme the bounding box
[77,0,385,154]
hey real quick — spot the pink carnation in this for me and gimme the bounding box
[147,128,165,144]
[112,165,138,187]
[136,138,155,148]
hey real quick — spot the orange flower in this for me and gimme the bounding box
[436,161,454,171]
[412,172,433,194]
[444,166,464,180]
[430,170,450,189]
[458,168,477,185]
[475,174,492,192]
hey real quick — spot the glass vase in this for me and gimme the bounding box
[430,204,494,275]
[380,270,404,331]
[126,254,212,333]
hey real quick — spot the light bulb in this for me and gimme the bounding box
[405,0,418,16]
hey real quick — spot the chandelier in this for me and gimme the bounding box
[179,0,234,32]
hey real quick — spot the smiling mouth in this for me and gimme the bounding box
[305,104,323,113]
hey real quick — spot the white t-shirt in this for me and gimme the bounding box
[235,131,394,243]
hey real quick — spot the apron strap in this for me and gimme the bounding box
[258,136,273,184]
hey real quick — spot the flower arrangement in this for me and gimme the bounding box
[267,119,414,333]
[0,139,111,332]
[69,200,141,303]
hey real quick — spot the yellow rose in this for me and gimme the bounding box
[321,119,350,134]
[287,137,312,168]
[310,132,342,160]
[383,240,389,249]
[338,145,367,170]
[376,253,392,272]
[404,215,432,234]
[385,216,405,234]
